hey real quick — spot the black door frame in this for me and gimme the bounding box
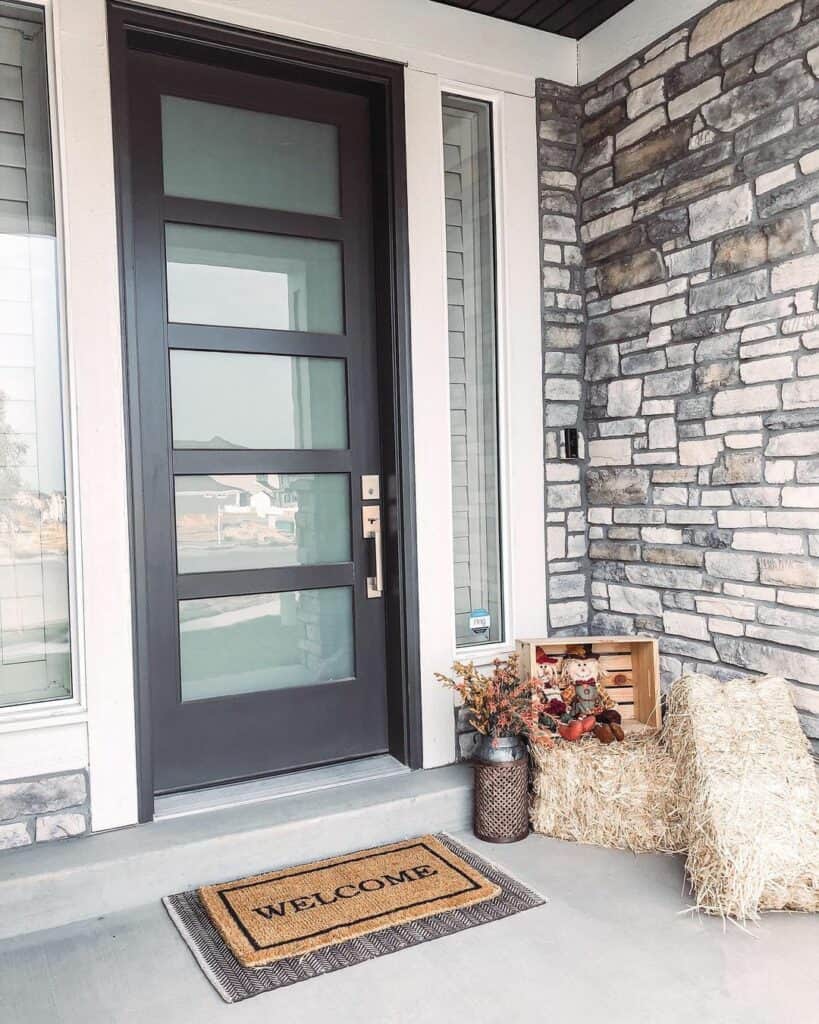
[107,2,422,821]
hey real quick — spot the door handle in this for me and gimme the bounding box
[362,506,383,599]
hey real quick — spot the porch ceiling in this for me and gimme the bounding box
[431,0,636,39]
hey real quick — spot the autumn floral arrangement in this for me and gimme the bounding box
[435,654,558,748]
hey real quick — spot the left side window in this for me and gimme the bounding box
[0,2,72,707]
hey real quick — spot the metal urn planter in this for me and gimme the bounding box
[472,736,529,844]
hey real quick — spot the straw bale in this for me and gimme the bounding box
[664,674,819,920]
[529,733,686,854]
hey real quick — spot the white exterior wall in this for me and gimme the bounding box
[0,0,571,830]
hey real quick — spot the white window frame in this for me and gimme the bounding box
[0,0,86,729]
[440,83,513,663]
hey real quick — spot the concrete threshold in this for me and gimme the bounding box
[0,763,471,941]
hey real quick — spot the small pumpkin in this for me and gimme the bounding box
[580,715,597,734]
[558,720,584,741]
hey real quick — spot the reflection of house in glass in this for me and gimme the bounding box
[174,473,350,574]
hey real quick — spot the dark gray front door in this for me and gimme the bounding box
[123,48,390,794]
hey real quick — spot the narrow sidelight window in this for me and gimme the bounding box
[442,95,503,648]
[0,3,72,707]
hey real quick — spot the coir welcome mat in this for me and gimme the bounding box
[163,833,546,1002]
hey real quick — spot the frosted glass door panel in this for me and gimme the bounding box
[170,349,348,450]
[179,587,354,701]
[165,223,344,334]
[161,96,340,217]
[174,473,350,573]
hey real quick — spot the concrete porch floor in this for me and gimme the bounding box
[1,830,816,1024]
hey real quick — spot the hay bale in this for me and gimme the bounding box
[664,673,819,921]
[529,733,686,854]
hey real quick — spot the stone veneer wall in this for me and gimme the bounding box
[0,770,89,850]
[537,82,590,634]
[539,0,819,754]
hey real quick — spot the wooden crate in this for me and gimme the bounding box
[516,634,661,730]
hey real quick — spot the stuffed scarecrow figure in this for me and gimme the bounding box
[560,648,624,743]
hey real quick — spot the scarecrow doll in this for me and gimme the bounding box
[560,648,624,743]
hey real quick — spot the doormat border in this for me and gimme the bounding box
[163,833,547,1003]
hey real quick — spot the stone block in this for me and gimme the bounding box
[581,101,626,144]
[667,51,720,97]
[647,417,677,452]
[589,540,642,561]
[756,16,819,75]
[614,124,690,184]
[712,227,768,275]
[544,351,582,375]
[704,550,759,581]
[714,635,819,685]
[702,61,815,133]
[547,484,582,509]
[666,242,712,277]
[690,0,795,56]
[645,207,690,245]
[739,355,795,383]
[644,368,693,398]
[771,252,819,293]
[629,41,688,89]
[35,812,87,842]
[581,207,634,244]
[0,773,87,822]
[766,430,819,457]
[712,452,763,484]
[585,344,620,381]
[607,378,643,417]
[696,333,741,362]
[756,164,797,194]
[608,584,662,617]
[621,349,667,375]
[695,595,756,620]
[626,78,665,120]
[757,173,819,218]
[589,438,632,466]
[726,296,795,329]
[696,268,769,311]
[587,307,652,345]
[663,610,710,641]
[624,564,704,590]
[759,557,819,587]
[696,361,740,391]
[712,385,780,416]
[783,379,819,410]
[550,601,588,628]
[587,468,650,505]
[679,438,723,467]
[616,106,668,151]
[733,531,803,554]
[549,574,586,600]
[689,184,754,242]
[597,249,665,297]
[590,611,636,635]
[719,2,802,66]
[782,484,819,507]
[542,214,577,243]
[669,76,722,121]
[0,822,31,851]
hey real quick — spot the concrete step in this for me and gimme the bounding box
[0,764,472,940]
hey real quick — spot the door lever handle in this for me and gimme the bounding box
[362,506,383,599]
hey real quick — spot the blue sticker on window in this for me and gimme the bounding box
[468,608,490,637]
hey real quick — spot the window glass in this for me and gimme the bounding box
[179,588,354,701]
[442,95,503,648]
[0,2,71,707]
[174,473,351,573]
[161,96,340,217]
[169,349,348,451]
[165,223,344,334]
